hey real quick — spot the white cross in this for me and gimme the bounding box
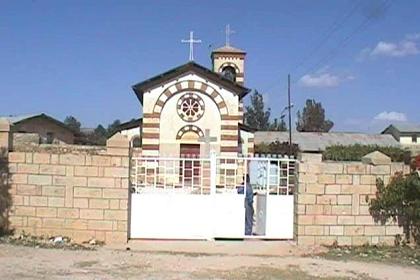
[198,129,217,156]
[225,24,235,47]
[181,31,202,61]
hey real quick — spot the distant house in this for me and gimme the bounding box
[2,113,76,144]
[255,131,400,153]
[113,118,142,147]
[382,124,420,145]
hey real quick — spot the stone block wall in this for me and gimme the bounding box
[296,153,410,246]
[6,134,130,244]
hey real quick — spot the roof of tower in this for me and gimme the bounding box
[212,45,246,54]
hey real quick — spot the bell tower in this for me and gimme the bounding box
[211,25,246,86]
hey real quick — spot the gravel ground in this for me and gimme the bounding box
[1,243,420,279]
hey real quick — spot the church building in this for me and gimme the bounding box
[132,41,255,158]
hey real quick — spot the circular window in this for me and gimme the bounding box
[177,93,205,122]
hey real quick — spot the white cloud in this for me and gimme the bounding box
[299,72,354,88]
[374,111,407,122]
[371,41,419,57]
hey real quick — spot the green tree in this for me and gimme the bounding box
[244,90,287,131]
[296,99,334,132]
[64,116,81,133]
[107,119,121,137]
[370,173,420,245]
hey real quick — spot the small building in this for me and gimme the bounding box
[2,113,76,145]
[382,124,420,145]
[255,131,400,152]
[113,118,142,148]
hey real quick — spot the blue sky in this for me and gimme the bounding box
[0,0,419,132]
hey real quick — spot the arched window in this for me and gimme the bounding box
[131,136,142,148]
[222,66,236,82]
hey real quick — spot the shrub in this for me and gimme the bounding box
[254,141,299,157]
[369,172,420,245]
[323,144,411,163]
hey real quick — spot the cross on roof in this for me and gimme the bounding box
[225,24,235,47]
[181,31,202,61]
[198,129,217,156]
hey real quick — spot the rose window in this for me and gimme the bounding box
[177,93,205,122]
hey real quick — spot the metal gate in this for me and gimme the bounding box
[129,154,296,239]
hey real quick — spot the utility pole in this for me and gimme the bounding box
[288,74,292,156]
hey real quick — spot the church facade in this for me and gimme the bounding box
[132,45,255,158]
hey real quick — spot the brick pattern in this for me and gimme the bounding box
[296,153,410,246]
[7,134,130,244]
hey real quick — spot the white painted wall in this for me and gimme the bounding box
[400,135,420,145]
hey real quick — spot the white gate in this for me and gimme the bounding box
[129,154,296,240]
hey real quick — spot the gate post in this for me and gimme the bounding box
[210,151,216,195]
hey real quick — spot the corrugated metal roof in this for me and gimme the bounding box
[255,131,400,152]
[391,123,420,133]
[0,113,43,124]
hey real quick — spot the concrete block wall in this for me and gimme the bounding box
[295,153,410,246]
[7,133,130,244]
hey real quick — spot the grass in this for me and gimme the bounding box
[317,245,420,268]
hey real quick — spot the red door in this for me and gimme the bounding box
[180,144,201,187]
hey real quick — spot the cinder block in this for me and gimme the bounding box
[59,154,85,166]
[119,199,128,210]
[87,177,115,188]
[352,236,371,246]
[360,175,377,185]
[42,218,65,228]
[359,205,370,215]
[355,215,375,225]
[111,157,122,167]
[109,199,120,209]
[318,174,335,184]
[36,207,57,217]
[39,165,66,175]
[304,225,324,235]
[51,154,59,164]
[305,205,323,215]
[25,153,33,163]
[89,199,109,209]
[337,195,352,205]
[297,236,315,246]
[297,215,314,225]
[104,167,129,178]
[64,219,88,230]
[74,166,98,177]
[337,236,352,245]
[305,184,324,194]
[9,152,26,163]
[80,209,103,220]
[33,153,50,164]
[336,175,352,184]
[27,217,42,227]
[103,189,128,199]
[315,236,337,246]
[322,163,343,174]
[88,220,113,231]
[104,210,127,221]
[325,185,341,194]
[14,206,36,216]
[74,187,102,198]
[337,215,355,225]
[331,205,352,215]
[329,225,344,235]
[364,226,385,236]
[91,155,111,166]
[316,195,337,205]
[297,194,316,204]
[344,225,364,236]
[17,164,39,174]
[11,174,28,184]
[105,231,127,244]
[346,164,366,174]
[72,230,95,243]
[370,165,391,175]
[42,186,65,197]
[48,197,65,207]
[17,184,41,195]
[298,174,317,184]
[57,208,79,219]
[28,175,52,185]
[314,215,337,225]
[73,198,89,208]
[29,196,48,207]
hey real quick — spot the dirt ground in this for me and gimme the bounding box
[0,242,419,280]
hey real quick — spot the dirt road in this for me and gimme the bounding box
[0,243,419,279]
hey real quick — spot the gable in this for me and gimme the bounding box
[132,62,250,104]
